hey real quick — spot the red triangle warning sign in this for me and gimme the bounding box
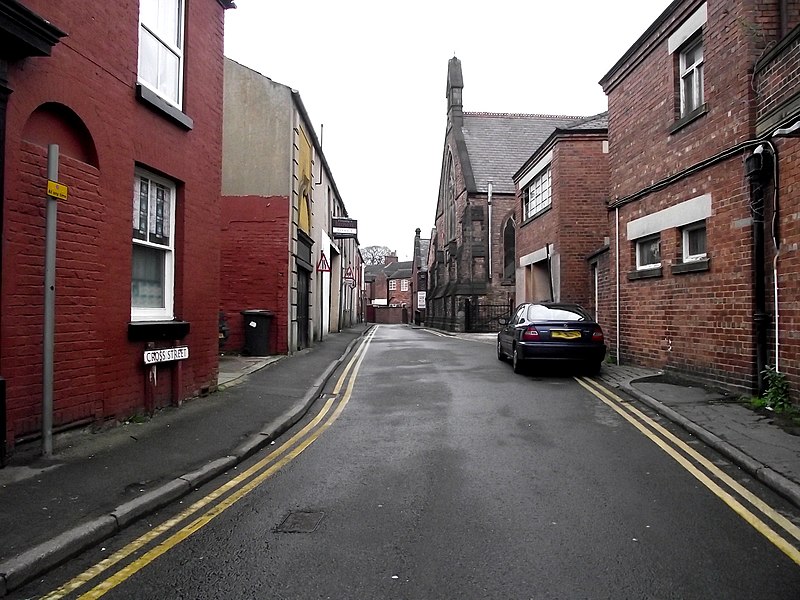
[316,252,331,272]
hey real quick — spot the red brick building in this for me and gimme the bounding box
[512,114,609,318]
[364,253,412,324]
[427,57,585,332]
[599,0,800,398]
[0,0,233,453]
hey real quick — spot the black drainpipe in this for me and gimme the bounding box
[745,148,772,395]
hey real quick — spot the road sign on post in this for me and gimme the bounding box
[316,252,331,272]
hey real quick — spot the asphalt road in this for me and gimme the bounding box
[13,325,800,599]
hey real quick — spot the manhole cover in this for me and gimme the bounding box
[276,511,324,533]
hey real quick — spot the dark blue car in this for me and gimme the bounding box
[497,302,607,374]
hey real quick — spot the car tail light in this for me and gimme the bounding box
[592,326,604,342]
[522,326,540,341]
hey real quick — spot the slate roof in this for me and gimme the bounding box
[364,261,413,280]
[384,261,413,279]
[563,111,608,131]
[513,112,609,182]
[461,113,585,194]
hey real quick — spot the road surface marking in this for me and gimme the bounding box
[43,329,376,599]
[577,377,800,566]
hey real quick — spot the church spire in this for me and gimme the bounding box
[446,56,463,127]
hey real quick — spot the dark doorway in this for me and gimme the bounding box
[297,268,310,350]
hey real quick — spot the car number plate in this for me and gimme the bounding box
[551,330,581,340]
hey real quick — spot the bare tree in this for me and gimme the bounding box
[361,245,393,265]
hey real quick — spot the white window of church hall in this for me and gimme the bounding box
[683,221,707,262]
[138,0,184,107]
[523,166,551,220]
[132,168,176,321]
[680,36,704,116]
[401,279,409,291]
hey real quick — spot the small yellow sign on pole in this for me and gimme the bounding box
[47,180,68,200]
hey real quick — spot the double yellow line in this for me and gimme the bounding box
[577,376,800,566]
[43,328,377,600]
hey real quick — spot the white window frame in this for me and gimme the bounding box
[679,36,704,116]
[132,168,176,321]
[682,221,707,262]
[522,166,552,220]
[400,279,409,291]
[138,0,185,108]
[636,235,661,270]
[389,279,397,291]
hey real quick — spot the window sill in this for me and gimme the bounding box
[669,103,707,135]
[628,267,662,281]
[672,257,710,275]
[128,320,190,342]
[501,278,515,286]
[136,84,193,130]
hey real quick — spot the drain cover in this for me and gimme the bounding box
[276,511,324,533]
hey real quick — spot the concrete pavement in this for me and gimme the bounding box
[0,323,798,595]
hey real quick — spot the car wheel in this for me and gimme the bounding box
[512,347,524,374]
[497,339,505,361]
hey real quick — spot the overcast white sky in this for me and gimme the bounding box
[224,1,670,261]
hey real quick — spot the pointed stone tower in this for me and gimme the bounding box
[446,56,463,128]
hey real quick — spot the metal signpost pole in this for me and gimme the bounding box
[42,144,59,456]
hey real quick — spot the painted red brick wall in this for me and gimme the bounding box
[220,196,290,355]
[2,1,226,444]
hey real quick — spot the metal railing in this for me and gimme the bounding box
[465,300,514,333]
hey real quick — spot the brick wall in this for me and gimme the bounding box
[596,0,795,394]
[769,136,800,397]
[755,29,800,122]
[608,163,756,390]
[516,136,608,310]
[220,196,290,355]
[605,1,767,202]
[387,278,413,307]
[2,1,226,444]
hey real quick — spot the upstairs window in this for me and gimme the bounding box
[679,36,704,117]
[401,279,409,291]
[682,222,707,262]
[132,168,176,320]
[636,235,661,270]
[389,280,397,291]
[138,0,184,108]
[522,166,551,221]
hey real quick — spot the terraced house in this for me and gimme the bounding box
[0,0,234,456]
